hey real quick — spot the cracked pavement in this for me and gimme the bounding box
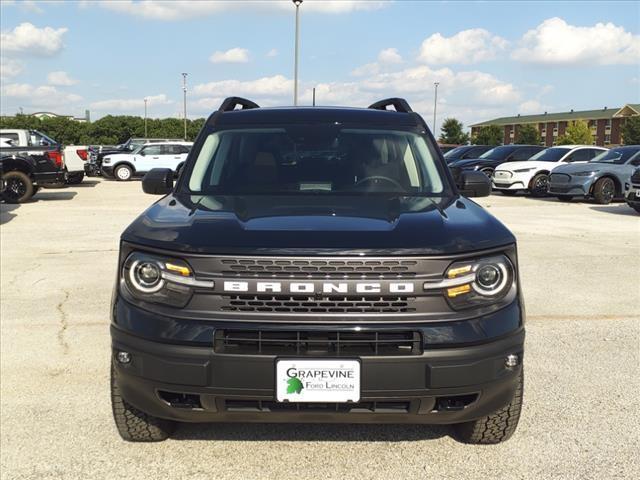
[1,178,639,480]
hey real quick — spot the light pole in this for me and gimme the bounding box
[144,98,148,137]
[292,0,302,106]
[181,73,188,140]
[433,82,439,135]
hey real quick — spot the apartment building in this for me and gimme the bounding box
[470,103,639,147]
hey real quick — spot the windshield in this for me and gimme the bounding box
[479,146,514,160]
[185,126,449,196]
[528,147,568,162]
[443,146,468,159]
[590,148,640,165]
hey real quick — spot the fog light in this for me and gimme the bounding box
[505,354,519,368]
[117,351,131,364]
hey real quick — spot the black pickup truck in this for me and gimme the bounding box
[110,97,525,444]
[0,140,66,203]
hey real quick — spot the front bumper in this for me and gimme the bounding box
[625,185,640,207]
[548,178,592,196]
[492,172,532,191]
[112,298,525,425]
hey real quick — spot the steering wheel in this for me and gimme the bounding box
[354,175,404,190]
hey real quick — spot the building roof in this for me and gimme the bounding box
[470,103,640,127]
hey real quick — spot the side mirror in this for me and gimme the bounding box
[456,170,491,198]
[142,168,173,195]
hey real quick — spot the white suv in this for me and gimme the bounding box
[492,145,607,197]
[102,142,192,181]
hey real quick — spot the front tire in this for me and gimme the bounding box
[114,164,133,181]
[479,167,494,178]
[110,362,175,442]
[454,370,524,444]
[593,177,615,204]
[2,171,34,203]
[529,173,549,197]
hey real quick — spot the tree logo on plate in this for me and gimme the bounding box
[286,377,304,394]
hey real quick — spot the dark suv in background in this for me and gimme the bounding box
[110,97,525,445]
[443,145,493,164]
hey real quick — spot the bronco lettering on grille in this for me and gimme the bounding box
[222,281,415,294]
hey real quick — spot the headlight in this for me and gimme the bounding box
[513,168,535,173]
[121,252,213,307]
[571,171,595,177]
[103,157,111,164]
[423,255,515,310]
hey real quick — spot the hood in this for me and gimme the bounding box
[122,194,515,255]
[104,153,134,160]
[447,158,492,169]
[551,162,623,175]
[497,160,559,172]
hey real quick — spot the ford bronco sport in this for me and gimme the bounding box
[110,97,525,444]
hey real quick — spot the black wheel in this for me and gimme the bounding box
[2,171,34,203]
[500,190,518,196]
[593,177,615,204]
[114,164,133,181]
[67,171,85,184]
[479,167,494,178]
[110,362,175,442]
[529,173,549,197]
[454,370,524,444]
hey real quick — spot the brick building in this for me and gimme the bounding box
[470,103,639,147]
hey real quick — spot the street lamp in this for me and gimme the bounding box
[433,82,439,136]
[181,73,188,140]
[144,98,148,137]
[292,0,302,106]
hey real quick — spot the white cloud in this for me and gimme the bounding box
[209,48,250,64]
[418,28,508,64]
[99,0,388,20]
[1,82,82,108]
[194,75,293,99]
[378,48,402,64]
[267,48,278,58]
[0,22,68,56]
[512,17,640,65]
[0,59,23,80]
[47,71,78,86]
[89,93,172,112]
[351,47,403,76]
[518,100,547,115]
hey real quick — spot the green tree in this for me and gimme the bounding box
[556,120,592,145]
[621,116,640,145]
[438,118,469,144]
[472,125,502,146]
[515,124,541,145]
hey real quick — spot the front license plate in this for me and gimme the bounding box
[276,359,360,403]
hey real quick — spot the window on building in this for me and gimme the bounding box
[604,134,611,144]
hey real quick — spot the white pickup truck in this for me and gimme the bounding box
[0,129,87,184]
[101,141,193,181]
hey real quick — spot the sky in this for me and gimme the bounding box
[1,0,639,132]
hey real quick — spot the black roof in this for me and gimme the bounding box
[215,107,421,127]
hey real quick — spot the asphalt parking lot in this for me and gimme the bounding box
[1,179,638,480]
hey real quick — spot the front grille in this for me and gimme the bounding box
[213,329,423,356]
[494,170,512,179]
[225,400,411,413]
[219,258,418,278]
[550,173,570,184]
[631,169,640,184]
[221,295,416,313]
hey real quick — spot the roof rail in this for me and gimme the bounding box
[218,97,260,112]
[368,98,413,113]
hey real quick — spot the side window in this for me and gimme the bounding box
[628,152,640,166]
[587,149,604,159]
[2,133,20,144]
[141,145,162,156]
[162,145,177,155]
[565,149,591,162]
[509,148,532,161]
[179,145,191,154]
